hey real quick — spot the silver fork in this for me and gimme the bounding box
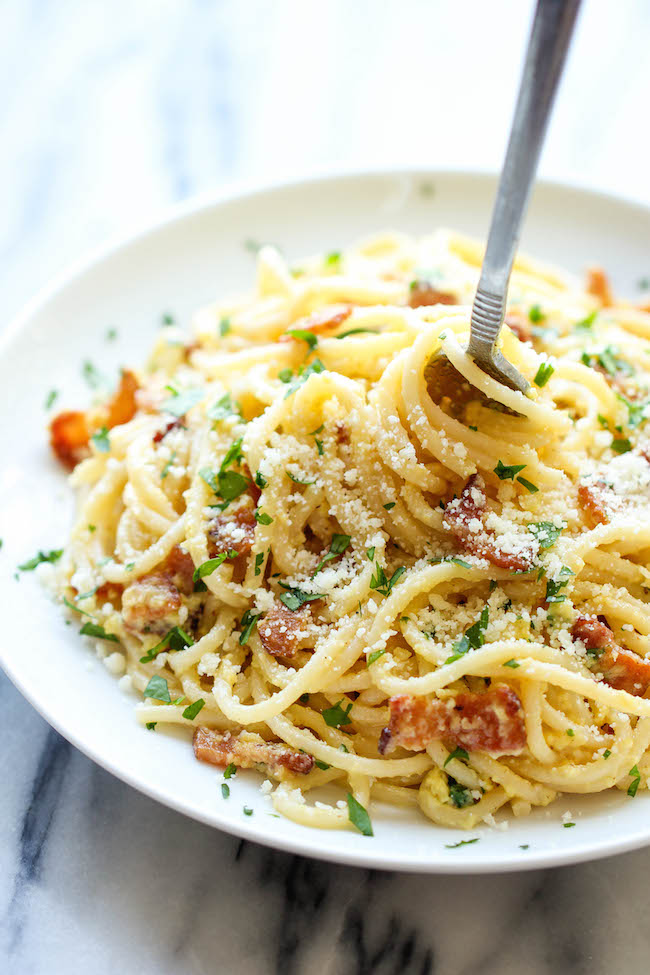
[468,0,582,394]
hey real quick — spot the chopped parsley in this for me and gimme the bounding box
[533,361,554,387]
[285,328,318,351]
[445,838,479,848]
[448,780,474,808]
[239,609,261,645]
[255,510,273,525]
[283,358,325,399]
[574,310,597,331]
[219,316,231,337]
[182,699,205,720]
[337,327,378,339]
[82,360,107,389]
[503,659,520,668]
[517,476,539,494]
[106,327,118,341]
[200,439,249,510]
[45,389,58,410]
[286,471,316,486]
[143,674,171,702]
[494,460,526,481]
[146,722,157,731]
[243,807,253,816]
[313,533,351,576]
[254,552,265,576]
[278,585,325,611]
[315,759,331,771]
[161,387,204,417]
[221,783,230,799]
[581,346,633,377]
[544,566,574,603]
[139,625,194,662]
[161,312,175,326]
[445,606,489,664]
[322,699,353,728]
[603,749,612,759]
[254,470,267,489]
[528,305,545,323]
[366,647,387,667]
[366,546,375,561]
[278,367,293,383]
[443,747,469,768]
[79,623,120,643]
[161,451,176,480]
[528,521,564,549]
[224,763,237,779]
[628,765,641,798]
[18,548,63,571]
[62,596,94,618]
[383,502,396,511]
[346,793,373,836]
[193,551,238,582]
[91,426,110,453]
[617,393,649,429]
[369,563,406,597]
[566,728,575,737]
[324,250,341,268]
[207,393,241,422]
[563,822,576,828]
[611,437,632,455]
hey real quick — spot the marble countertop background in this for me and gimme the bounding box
[2,1,650,972]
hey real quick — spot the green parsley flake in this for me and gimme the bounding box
[443,747,469,768]
[18,548,63,571]
[445,606,489,664]
[255,510,273,525]
[224,763,237,779]
[207,393,241,422]
[161,451,176,480]
[45,389,58,410]
[193,551,238,582]
[254,470,267,489]
[79,621,119,642]
[254,552,265,576]
[369,563,406,597]
[243,806,253,816]
[312,533,351,576]
[146,722,157,731]
[628,765,641,797]
[445,838,479,849]
[278,585,325,611]
[528,521,564,549]
[285,328,318,351]
[182,699,205,721]
[366,648,387,667]
[239,609,261,646]
[139,625,193,663]
[219,317,231,337]
[528,305,545,323]
[322,699,353,728]
[611,437,632,455]
[161,387,204,417]
[324,250,341,268]
[517,476,539,494]
[533,361,554,387]
[161,312,175,326]
[494,460,526,481]
[346,793,373,836]
[143,674,171,702]
[221,783,230,799]
[503,659,520,668]
[337,327,378,339]
[91,426,110,453]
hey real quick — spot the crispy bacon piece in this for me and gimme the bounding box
[572,616,650,696]
[408,281,457,309]
[443,474,534,571]
[153,418,184,444]
[193,728,314,775]
[163,546,195,596]
[577,482,611,527]
[504,311,532,344]
[208,508,257,558]
[279,304,352,341]
[586,266,613,307]
[106,369,139,428]
[50,410,90,469]
[259,604,309,658]
[379,684,526,757]
[121,573,182,634]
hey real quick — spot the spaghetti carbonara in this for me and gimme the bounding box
[49,229,650,834]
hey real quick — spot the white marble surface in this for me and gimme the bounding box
[2,1,650,972]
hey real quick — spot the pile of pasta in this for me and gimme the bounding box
[51,228,650,832]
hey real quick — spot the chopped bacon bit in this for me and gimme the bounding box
[335,421,349,444]
[93,581,123,605]
[208,508,256,558]
[121,573,182,634]
[279,304,352,341]
[153,418,184,444]
[243,465,261,505]
[504,311,531,343]
[408,281,457,309]
[50,410,90,469]
[572,616,650,697]
[577,482,611,527]
[443,474,534,571]
[259,604,309,658]
[163,546,195,595]
[379,684,526,757]
[106,369,139,428]
[193,728,314,775]
[586,267,613,307]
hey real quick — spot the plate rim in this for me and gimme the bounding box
[3,166,650,874]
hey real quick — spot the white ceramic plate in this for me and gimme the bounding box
[2,169,650,874]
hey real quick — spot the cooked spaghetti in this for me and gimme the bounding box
[49,229,650,833]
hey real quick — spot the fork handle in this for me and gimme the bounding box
[468,0,581,362]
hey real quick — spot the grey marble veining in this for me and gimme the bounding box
[3,1,650,972]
